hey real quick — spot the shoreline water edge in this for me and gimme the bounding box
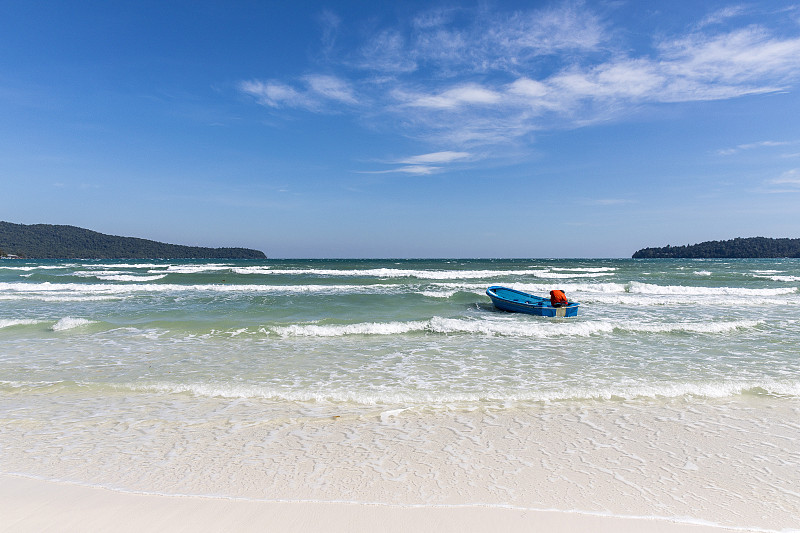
[2,259,799,532]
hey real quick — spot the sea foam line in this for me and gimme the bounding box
[229,267,614,279]
[627,281,796,296]
[122,378,800,404]
[269,317,762,338]
[0,282,392,295]
[0,319,43,329]
[3,280,794,296]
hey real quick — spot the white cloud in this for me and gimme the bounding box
[239,75,356,111]
[395,165,440,175]
[658,27,800,93]
[304,74,357,104]
[240,3,800,149]
[769,168,800,185]
[317,9,341,58]
[358,29,417,73]
[716,140,794,155]
[696,5,747,29]
[402,84,502,109]
[762,168,800,192]
[239,80,315,109]
[399,151,470,164]
[359,165,440,175]
[353,2,607,78]
[361,151,472,175]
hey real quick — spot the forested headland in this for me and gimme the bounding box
[0,221,266,259]
[632,237,800,258]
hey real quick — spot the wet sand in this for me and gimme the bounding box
[1,474,741,533]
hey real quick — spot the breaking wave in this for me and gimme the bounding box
[51,317,95,331]
[0,319,42,329]
[229,267,613,279]
[269,317,761,338]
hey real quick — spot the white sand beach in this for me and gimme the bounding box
[3,399,799,533]
[3,260,800,532]
[2,474,741,533]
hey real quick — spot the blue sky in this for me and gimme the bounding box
[2,0,800,258]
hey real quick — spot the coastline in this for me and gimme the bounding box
[3,259,800,532]
[0,474,745,533]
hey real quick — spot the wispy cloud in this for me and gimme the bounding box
[317,10,341,60]
[362,151,472,175]
[239,74,356,112]
[717,140,795,156]
[355,3,605,76]
[304,75,357,104]
[695,5,748,29]
[767,168,800,188]
[399,84,502,109]
[239,2,800,151]
[656,27,800,99]
[398,151,470,164]
[359,165,440,175]
[758,168,800,193]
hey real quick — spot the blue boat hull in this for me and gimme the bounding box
[486,286,580,317]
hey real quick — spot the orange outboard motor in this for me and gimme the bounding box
[550,290,568,308]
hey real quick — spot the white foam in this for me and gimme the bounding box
[506,282,628,294]
[95,274,169,281]
[0,319,41,329]
[628,281,796,296]
[539,271,615,278]
[73,270,170,282]
[90,263,170,269]
[230,268,613,279]
[268,317,761,338]
[752,274,800,282]
[158,264,232,274]
[0,281,389,296]
[419,290,459,298]
[51,317,94,331]
[549,267,617,272]
[0,294,119,302]
[626,319,761,334]
[127,378,800,403]
[0,264,75,271]
[379,408,408,422]
[578,293,798,307]
[272,321,428,337]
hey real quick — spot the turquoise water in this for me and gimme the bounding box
[2,258,798,404]
[2,258,799,529]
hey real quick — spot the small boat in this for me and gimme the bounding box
[486,286,580,317]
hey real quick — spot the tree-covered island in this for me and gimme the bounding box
[0,221,266,259]
[632,237,800,258]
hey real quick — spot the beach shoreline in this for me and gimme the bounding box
[1,474,751,533]
[3,259,800,532]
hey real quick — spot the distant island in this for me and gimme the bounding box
[632,237,800,258]
[0,221,266,259]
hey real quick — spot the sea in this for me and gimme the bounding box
[1,258,799,530]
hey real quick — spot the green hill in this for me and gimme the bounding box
[0,221,266,259]
[632,237,800,258]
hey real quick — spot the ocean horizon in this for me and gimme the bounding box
[2,258,799,531]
